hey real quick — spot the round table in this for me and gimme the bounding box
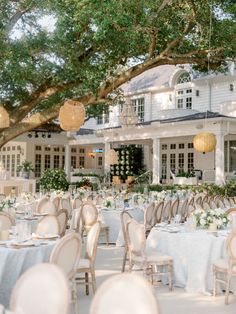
[0,241,56,307]
[146,226,236,294]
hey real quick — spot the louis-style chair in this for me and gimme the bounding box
[162,200,172,222]
[155,201,164,224]
[0,212,15,230]
[170,199,179,218]
[120,211,133,272]
[56,209,68,237]
[90,273,160,314]
[144,202,155,236]
[35,215,60,236]
[213,229,236,304]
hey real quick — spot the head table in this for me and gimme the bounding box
[146,225,236,295]
[0,240,56,307]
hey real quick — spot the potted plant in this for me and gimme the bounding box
[17,160,34,179]
[39,169,69,191]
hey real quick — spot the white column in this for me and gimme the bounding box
[65,144,71,181]
[215,133,225,185]
[152,138,161,184]
[104,142,110,174]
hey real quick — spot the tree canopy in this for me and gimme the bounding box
[0,0,235,146]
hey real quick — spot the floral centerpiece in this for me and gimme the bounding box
[0,198,15,212]
[21,192,36,203]
[193,208,229,229]
[103,196,115,208]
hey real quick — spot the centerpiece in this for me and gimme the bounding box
[193,208,229,230]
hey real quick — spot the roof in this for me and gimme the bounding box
[121,65,176,93]
[76,128,95,135]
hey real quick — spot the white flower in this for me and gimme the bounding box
[200,219,206,226]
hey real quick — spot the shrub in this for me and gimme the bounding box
[39,169,69,191]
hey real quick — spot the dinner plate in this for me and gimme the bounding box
[32,234,59,240]
[33,213,48,217]
[8,240,35,248]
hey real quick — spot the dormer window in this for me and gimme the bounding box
[177,72,191,84]
[175,72,192,109]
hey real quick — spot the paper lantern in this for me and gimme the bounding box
[108,149,118,165]
[59,100,85,131]
[193,132,216,153]
[0,106,10,128]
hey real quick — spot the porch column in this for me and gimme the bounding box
[65,144,71,181]
[215,133,225,185]
[104,141,110,174]
[152,137,161,184]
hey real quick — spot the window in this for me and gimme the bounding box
[44,155,51,169]
[7,147,10,151]
[188,143,194,149]
[188,152,194,172]
[178,153,184,172]
[97,112,109,125]
[179,143,185,149]
[12,146,15,151]
[2,156,5,168]
[71,147,77,153]
[79,148,85,154]
[62,147,65,153]
[71,156,76,169]
[229,141,236,172]
[161,154,167,179]
[54,155,60,169]
[3,147,6,152]
[131,98,145,122]
[45,146,51,151]
[79,156,85,168]
[62,156,65,168]
[170,153,176,173]
[98,156,103,167]
[176,88,192,110]
[35,145,41,151]
[161,144,167,150]
[35,154,41,177]
[54,147,60,152]
[170,144,176,150]
[16,154,20,176]
[6,155,10,171]
[177,72,191,84]
[11,155,15,177]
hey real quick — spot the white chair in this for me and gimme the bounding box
[171,199,179,217]
[35,215,59,236]
[90,273,160,314]
[0,212,14,230]
[52,196,61,211]
[61,197,72,217]
[75,222,101,295]
[213,229,236,304]
[95,195,103,206]
[37,200,56,215]
[144,202,155,236]
[36,196,48,212]
[127,219,173,289]
[9,263,70,314]
[50,233,82,312]
[56,209,68,237]
[162,200,171,222]
[69,208,82,233]
[120,211,133,272]
[73,196,83,210]
[155,201,164,224]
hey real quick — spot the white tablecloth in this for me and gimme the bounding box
[146,228,236,294]
[0,241,55,307]
[99,208,144,245]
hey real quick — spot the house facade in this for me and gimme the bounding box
[1,64,236,185]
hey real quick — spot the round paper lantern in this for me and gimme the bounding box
[108,149,118,165]
[193,132,216,153]
[0,106,10,128]
[59,100,85,131]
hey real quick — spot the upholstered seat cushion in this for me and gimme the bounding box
[213,259,236,274]
[77,258,90,270]
[132,254,172,265]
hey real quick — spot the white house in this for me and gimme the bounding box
[1,64,236,185]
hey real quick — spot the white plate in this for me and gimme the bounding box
[32,234,59,240]
[33,213,48,217]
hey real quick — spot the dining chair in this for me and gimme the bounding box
[69,208,82,233]
[195,196,202,207]
[223,198,231,208]
[217,199,225,209]
[179,199,188,222]
[144,202,155,236]
[155,201,164,224]
[171,199,179,218]
[202,202,210,210]
[162,200,172,222]
[213,229,236,304]
[56,209,68,237]
[201,195,208,205]
[81,202,109,245]
[75,221,101,295]
[73,196,83,210]
[35,215,60,236]
[37,199,57,215]
[90,273,160,314]
[186,204,196,217]
[36,196,49,212]
[229,197,236,207]
[120,211,133,272]
[61,197,72,217]
[52,196,61,211]
[9,263,70,314]
[95,195,103,206]
[50,233,82,313]
[209,200,217,209]
[126,219,173,290]
[0,212,15,230]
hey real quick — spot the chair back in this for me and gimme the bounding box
[187,204,196,217]
[171,199,179,217]
[90,273,160,314]
[81,202,98,227]
[127,220,145,257]
[155,201,164,223]
[73,196,83,210]
[52,196,60,211]
[195,196,202,207]
[226,229,236,265]
[202,202,210,210]
[162,200,171,222]
[0,212,14,230]
[70,208,82,233]
[10,263,70,314]
[120,211,133,250]
[201,195,208,205]
[36,215,59,235]
[56,209,68,237]
[37,200,56,215]
[144,202,155,229]
[50,233,81,280]
[86,222,101,263]
[61,198,72,217]
[209,200,217,209]
[223,198,231,208]
[229,197,235,207]
[95,195,103,206]
[36,196,49,213]
[217,199,225,208]
[179,199,188,221]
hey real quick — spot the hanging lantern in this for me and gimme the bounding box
[108,149,118,165]
[0,106,10,128]
[119,98,139,128]
[59,100,85,131]
[193,132,216,153]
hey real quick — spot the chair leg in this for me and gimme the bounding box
[122,250,127,272]
[85,272,89,295]
[213,268,217,297]
[91,270,97,294]
[169,264,173,291]
[225,274,231,305]
[105,228,109,246]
